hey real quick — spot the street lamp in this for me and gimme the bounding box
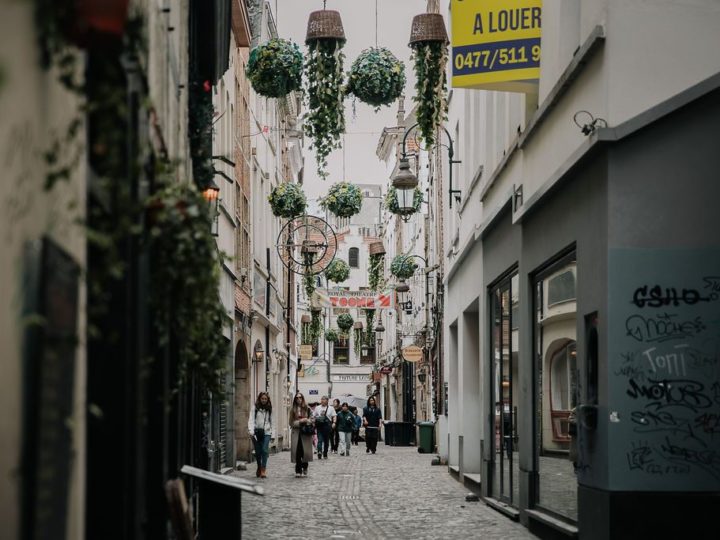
[253,343,264,363]
[392,157,419,220]
[202,179,220,236]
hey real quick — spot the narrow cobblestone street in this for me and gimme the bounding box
[236,445,536,539]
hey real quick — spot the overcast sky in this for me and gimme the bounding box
[275,0,430,201]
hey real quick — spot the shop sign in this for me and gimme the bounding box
[402,345,423,363]
[316,288,394,310]
[299,345,313,360]
[331,373,372,382]
[451,0,542,92]
[379,366,393,375]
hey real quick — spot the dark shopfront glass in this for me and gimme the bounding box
[534,254,578,522]
[490,271,520,506]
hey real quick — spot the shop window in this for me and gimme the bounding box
[348,247,359,268]
[333,335,349,364]
[549,341,577,441]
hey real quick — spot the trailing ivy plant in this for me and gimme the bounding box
[325,328,339,343]
[410,40,448,146]
[320,182,363,218]
[268,182,307,218]
[189,77,215,189]
[302,309,323,346]
[325,258,350,283]
[353,325,363,357]
[247,38,303,98]
[147,181,229,396]
[365,309,376,345]
[384,186,423,216]
[336,313,354,332]
[390,254,418,280]
[346,47,405,110]
[304,38,346,179]
[368,253,385,291]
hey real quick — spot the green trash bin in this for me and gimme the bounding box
[417,421,435,453]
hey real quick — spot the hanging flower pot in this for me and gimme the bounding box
[390,254,418,280]
[304,10,347,179]
[268,183,307,219]
[320,182,363,218]
[368,241,386,256]
[346,47,405,110]
[325,328,340,343]
[368,252,385,292]
[336,313,354,332]
[325,259,351,283]
[408,13,449,147]
[247,38,303,98]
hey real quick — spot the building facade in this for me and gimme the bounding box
[441,1,720,538]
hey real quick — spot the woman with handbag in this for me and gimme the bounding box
[289,392,315,477]
[247,392,273,478]
[330,398,341,453]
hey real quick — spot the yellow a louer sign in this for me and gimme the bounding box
[451,0,542,92]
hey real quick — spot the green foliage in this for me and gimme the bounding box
[304,38,346,179]
[411,41,448,147]
[390,254,418,280]
[320,182,363,218]
[365,309,376,346]
[346,47,405,110]
[384,186,423,216]
[325,259,350,283]
[268,183,307,218]
[368,253,385,291]
[247,38,303,98]
[302,310,323,346]
[147,182,229,396]
[325,328,339,342]
[336,313,354,332]
[354,326,363,356]
[189,79,214,188]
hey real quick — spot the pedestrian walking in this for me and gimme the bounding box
[363,396,383,454]
[330,398,341,453]
[350,406,362,445]
[289,392,315,477]
[312,395,336,459]
[248,392,273,478]
[335,402,355,456]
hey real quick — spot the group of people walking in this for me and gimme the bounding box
[247,392,383,478]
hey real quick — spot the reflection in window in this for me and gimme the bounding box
[348,247,359,268]
[548,270,575,305]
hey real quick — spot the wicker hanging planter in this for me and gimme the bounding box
[408,13,448,45]
[368,241,386,256]
[353,321,364,330]
[305,10,346,44]
[301,314,311,324]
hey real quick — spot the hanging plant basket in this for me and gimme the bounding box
[336,313,354,332]
[390,254,418,280]
[247,38,303,98]
[320,182,363,218]
[385,186,423,216]
[268,183,307,218]
[346,47,405,110]
[368,252,385,292]
[409,14,449,147]
[368,241,386,256]
[326,328,340,342]
[304,10,346,179]
[325,259,350,283]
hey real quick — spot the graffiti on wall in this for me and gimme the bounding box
[609,249,720,490]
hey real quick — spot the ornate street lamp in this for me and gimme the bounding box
[392,157,419,220]
[253,343,264,363]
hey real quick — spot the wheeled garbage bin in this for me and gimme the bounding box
[417,421,435,453]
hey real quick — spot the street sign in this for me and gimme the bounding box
[402,345,423,363]
[299,345,313,360]
[315,288,395,310]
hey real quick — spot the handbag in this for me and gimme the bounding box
[301,423,315,436]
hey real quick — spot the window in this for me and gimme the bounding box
[333,334,349,364]
[549,341,577,441]
[548,270,575,306]
[348,247,359,268]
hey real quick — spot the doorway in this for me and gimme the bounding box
[234,340,251,462]
[489,271,520,506]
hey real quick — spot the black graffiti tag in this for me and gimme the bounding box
[625,313,705,343]
[632,285,715,309]
[626,378,713,412]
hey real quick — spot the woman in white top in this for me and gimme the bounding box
[248,392,273,478]
[312,396,337,459]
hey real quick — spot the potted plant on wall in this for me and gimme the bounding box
[325,258,350,284]
[268,183,307,219]
[320,182,363,218]
[346,47,405,110]
[304,9,347,178]
[408,13,449,146]
[247,38,303,98]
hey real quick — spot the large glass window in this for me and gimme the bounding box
[333,334,349,365]
[534,255,578,522]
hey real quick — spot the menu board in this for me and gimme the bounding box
[608,248,720,491]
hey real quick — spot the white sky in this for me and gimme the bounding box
[275,0,429,201]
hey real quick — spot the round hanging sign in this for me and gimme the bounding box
[402,345,423,363]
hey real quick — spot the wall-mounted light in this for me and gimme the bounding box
[253,343,264,363]
[202,179,220,236]
[392,158,419,221]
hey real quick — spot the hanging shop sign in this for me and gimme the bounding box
[316,289,395,310]
[451,0,542,92]
[379,366,393,375]
[299,344,314,360]
[402,345,424,363]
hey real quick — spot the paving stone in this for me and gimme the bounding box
[237,445,537,539]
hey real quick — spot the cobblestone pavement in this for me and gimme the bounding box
[235,445,538,540]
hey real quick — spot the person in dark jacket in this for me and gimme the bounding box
[335,403,355,456]
[350,406,362,445]
[330,398,341,453]
[289,392,314,477]
[362,396,383,454]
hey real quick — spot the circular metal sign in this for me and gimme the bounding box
[402,345,423,363]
